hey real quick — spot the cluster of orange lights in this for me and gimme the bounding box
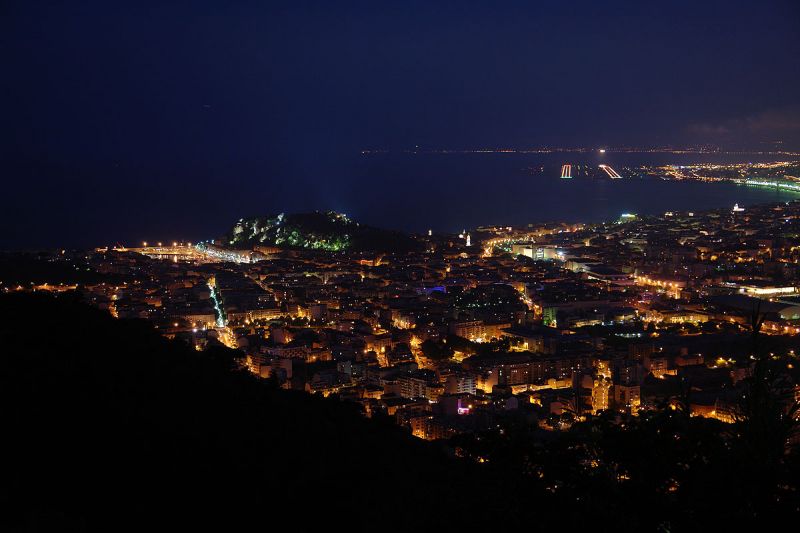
[142,242,188,248]
[634,276,682,289]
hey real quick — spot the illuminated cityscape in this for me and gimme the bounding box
[4,194,800,525]
[9,197,800,420]
[3,0,800,530]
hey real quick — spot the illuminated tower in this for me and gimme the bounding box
[560,164,572,179]
[592,376,611,413]
[466,234,471,247]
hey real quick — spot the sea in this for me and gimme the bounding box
[336,151,800,233]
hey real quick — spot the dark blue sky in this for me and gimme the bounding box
[2,0,799,248]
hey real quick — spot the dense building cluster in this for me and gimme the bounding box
[7,201,800,442]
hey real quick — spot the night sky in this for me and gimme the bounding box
[3,1,799,248]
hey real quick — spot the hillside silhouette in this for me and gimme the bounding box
[0,293,515,532]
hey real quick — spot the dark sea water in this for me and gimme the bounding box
[335,152,800,232]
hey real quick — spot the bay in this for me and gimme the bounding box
[336,152,800,232]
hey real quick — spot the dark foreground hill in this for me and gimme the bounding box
[2,293,798,531]
[0,293,521,532]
